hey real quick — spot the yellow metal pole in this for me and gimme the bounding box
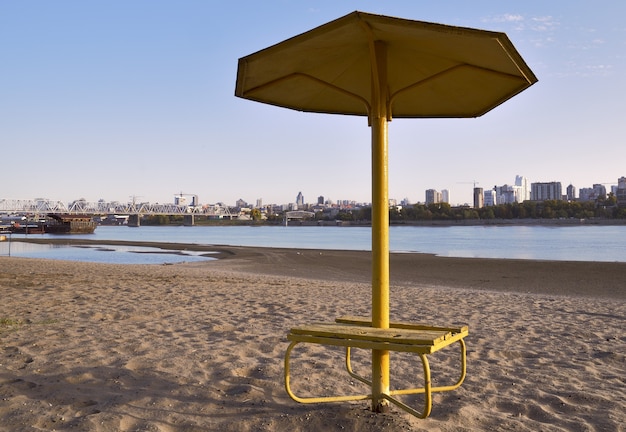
[370,40,390,413]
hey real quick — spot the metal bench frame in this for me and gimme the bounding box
[284,316,468,418]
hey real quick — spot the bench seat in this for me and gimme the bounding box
[284,316,468,418]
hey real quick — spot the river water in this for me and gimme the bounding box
[1,224,624,264]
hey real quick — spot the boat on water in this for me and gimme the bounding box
[8,214,97,234]
[44,214,97,234]
[8,224,46,234]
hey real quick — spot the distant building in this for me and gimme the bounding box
[515,175,531,201]
[484,189,496,207]
[593,184,607,199]
[473,187,484,209]
[616,177,626,207]
[425,189,441,205]
[296,192,304,207]
[531,182,563,201]
[579,184,607,202]
[566,184,576,201]
[317,195,324,205]
[441,189,450,204]
[494,184,517,204]
[491,176,528,205]
[578,188,594,202]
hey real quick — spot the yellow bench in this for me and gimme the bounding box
[284,315,469,418]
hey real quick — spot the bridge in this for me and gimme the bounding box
[0,198,233,226]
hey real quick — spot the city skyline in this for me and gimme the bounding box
[4,172,623,210]
[2,2,626,206]
[424,174,625,208]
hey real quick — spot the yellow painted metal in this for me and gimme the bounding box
[370,39,391,412]
[390,339,467,396]
[344,340,468,395]
[336,315,469,334]
[345,346,373,386]
[284,322,468,418]
[290,323,451,345]
[385,353,432,418]
[235,10,536,418]
[235,12,537,119]
[284,340,373,404]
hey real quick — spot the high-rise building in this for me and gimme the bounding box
[579,188,595,201]
[296,192,304,207]
[491,176,528,205]
[317,196,324,205]
[494,184,517,204]
[425,189,441,205]
[515,175,531,201]
[484,189,496,206]
[617,177,626,207]
[592,184,607,199]
[566,184,576,201]
[531,182,563,201]
[579,184,607,202]
[441,189,450,204]
[473,187,484,208]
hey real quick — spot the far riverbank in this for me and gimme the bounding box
[175,217,626,227]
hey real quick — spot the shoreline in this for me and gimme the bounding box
[10,237,626,299]
[108,217,626,227]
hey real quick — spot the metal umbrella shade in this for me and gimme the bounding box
[235,11,537,411]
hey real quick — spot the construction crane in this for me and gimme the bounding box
[457,181,480,188]
[129,195,143,205]
[174,192,199,207]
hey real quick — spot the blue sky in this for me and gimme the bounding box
[2,1,625,207]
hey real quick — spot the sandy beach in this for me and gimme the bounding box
[1,244,624,431]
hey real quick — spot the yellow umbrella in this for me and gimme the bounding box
[235,11,537,412]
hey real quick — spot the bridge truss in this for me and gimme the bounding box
[0,199,233,218]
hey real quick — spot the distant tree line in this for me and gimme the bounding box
[328,194,626,222]
[138,194,626,225]
[141,215,184,225]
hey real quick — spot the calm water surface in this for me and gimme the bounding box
[1,224,624,264]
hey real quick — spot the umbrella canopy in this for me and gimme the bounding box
[235,10,536,414]
[235,11,537,120]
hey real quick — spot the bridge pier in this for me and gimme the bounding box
[128,214,141,227]
[183,214,195,226]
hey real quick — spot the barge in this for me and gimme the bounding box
[44,214,97,234]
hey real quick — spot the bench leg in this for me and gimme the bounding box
[342,346,432,418]
[345,346,373,387]
[285,338,466,419]
[284,340,373,404]
[391,338,467,396]
[342,339,467,418]
[380,353,432,418]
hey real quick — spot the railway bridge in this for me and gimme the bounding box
[0,199,233,226]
